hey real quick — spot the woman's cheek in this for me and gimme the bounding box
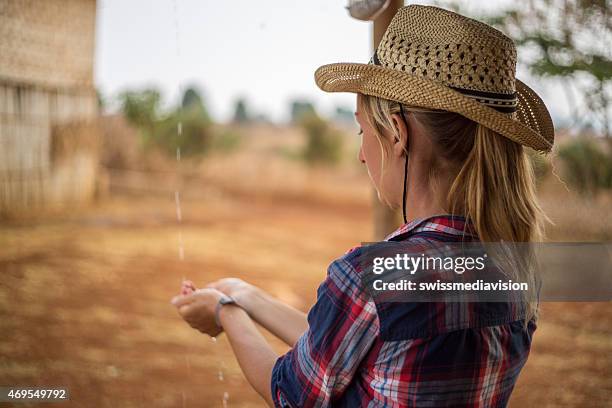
[363,136,383,189]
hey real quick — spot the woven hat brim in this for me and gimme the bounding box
[315,63,554,152]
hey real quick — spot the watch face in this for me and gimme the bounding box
[220,296,235,305]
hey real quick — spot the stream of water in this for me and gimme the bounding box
[172,1,228,406]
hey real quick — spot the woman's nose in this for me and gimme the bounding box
[358,147,366,164]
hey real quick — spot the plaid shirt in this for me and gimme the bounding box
[271,215,536,407]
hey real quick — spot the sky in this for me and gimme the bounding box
[94,0,578,126]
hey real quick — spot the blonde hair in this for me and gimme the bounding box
[358,93,548,320]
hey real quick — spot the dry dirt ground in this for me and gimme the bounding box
[1,132,611,407]
[0,189,372,408]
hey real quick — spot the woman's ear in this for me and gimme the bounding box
[390,112,409,158]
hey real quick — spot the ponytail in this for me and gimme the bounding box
[447,124,545,243]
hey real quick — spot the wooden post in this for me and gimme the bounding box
[371,0,403,239]
[373,0,403,48]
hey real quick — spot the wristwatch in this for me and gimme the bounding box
[214,295,238,329]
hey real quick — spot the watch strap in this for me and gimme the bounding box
[214,295,237,329]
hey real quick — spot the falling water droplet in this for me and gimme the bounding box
[211,336,217,343]
[218,370,224,381]
[222,391,229,408]
[173,3,192,407]
[175,191,182,222]
[178,231,185,261]
[185,355,191,372]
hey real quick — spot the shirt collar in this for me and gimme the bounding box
[384,214,477,241]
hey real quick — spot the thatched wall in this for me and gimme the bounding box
[0,0,99,217]
[0,0,96,88]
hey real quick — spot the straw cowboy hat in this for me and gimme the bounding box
[315,5,555,152]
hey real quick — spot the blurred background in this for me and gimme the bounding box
[0,0,610,407]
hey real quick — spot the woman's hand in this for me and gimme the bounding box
[206,278,258,309]
[206,277,308,347]
[180,279,197,295]
[171,288,224,337]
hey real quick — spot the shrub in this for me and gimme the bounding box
[51,120,101,164]
[119,88,214,158]
[557,137,612,194]
[526,148,551,183]
[299,112,343,165]
[118,89,160,137]
[211,129,242,153]
[290,100,316,124]
[153,110,212,157]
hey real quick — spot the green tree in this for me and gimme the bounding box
[232,98,250,123]
[164,87,213,156]
[334,105,356,124]
[300,111,344,165]
[290,100,316,124]
[118,88,161,140]
[440,0,611,138]
[181,86,210,121]
[156,111,211,157]
[118,87,213,157]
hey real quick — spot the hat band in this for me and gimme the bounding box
[369,51,517,113]
[450,86,517,113]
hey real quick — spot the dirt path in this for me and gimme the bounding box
[0,191,610,407]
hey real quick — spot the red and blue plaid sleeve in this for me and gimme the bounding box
[270,256,379,407]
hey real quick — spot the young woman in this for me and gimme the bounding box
[171,5,554,407]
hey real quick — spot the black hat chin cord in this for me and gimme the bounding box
[399,104,410,225]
